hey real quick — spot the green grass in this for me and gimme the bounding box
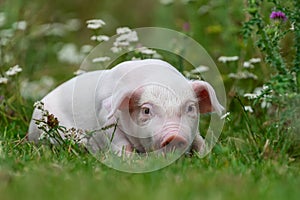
[1,0,300,199]
[1,134,300,200]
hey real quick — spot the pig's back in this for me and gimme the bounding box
[28,70,109,142]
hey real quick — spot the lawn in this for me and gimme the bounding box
[0,0,300,199]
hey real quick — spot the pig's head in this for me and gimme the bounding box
[101,60,223,154]
[104,80,223,154]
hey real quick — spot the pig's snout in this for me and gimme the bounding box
[161,135,188,151]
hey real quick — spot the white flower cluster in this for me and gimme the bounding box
[244,85,271,109]
[90,35,109,42]
[86,19,106,30]
[34,101,88,145]
[218,56,239,63]
[0,65,22,85]
[111,27,139,53]
[191,65,209,73]
[244,106,254,113]
[136,47,157,55]
[184,65,209,79]
[228,71,258,80]
[5,65,22,76]
[92,56,111,63]
[64,128,88,145]
[243,58,261,69]
[244,85,268,99]
[0,77,8,84]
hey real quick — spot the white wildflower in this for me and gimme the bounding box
[131,57,141,61]
[90,36,97,41]
[74,69,86,76]
[116,27,132,34]
[116,30,138,43]
[261,100,271,109]
[91,35,109,42]
[111,27,139,53]
[12,21,27,30]
[218,56,239,63]
[190,65,209,73]
[86,19,105,29]
[92,56,111,63]
[33,101,44,109]
[220,112,230,120]
[5,65,22,76]
[136,47,156,55]
[244,86,269,100]
[114,40,130,47]
[57,43,84,64]
[243,61,254,69]
[0,12,6,27]
[111,46,122,53]
[65,128,88,145]
[244,106,253,113]
[290,22,295,31]
[228,71,258,80]
[249,58,261,63]
[80,45,93,54]
[244,93,258,99]
[0,77,8,84]
[244,86,271,109]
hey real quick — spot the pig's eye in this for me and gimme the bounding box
[187,105,195,112]
[142,107,151,115]
[186,103,197,115]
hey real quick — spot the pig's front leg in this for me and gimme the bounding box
[110,128,134,156]
[190,133,205,154]
[88,128,133,156]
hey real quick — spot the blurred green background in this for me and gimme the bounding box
[1,1,299,200]
[0,0,247,79]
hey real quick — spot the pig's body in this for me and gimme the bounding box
[28,59,224,155]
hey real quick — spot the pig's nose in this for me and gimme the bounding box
[161,135,188,151]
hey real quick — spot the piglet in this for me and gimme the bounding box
[28,59,224,155]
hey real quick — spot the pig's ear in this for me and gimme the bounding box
[103,88,143,120]
[190,80,224,116]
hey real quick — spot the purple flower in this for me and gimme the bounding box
[270,11,287,21]
[182,22,190,32]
